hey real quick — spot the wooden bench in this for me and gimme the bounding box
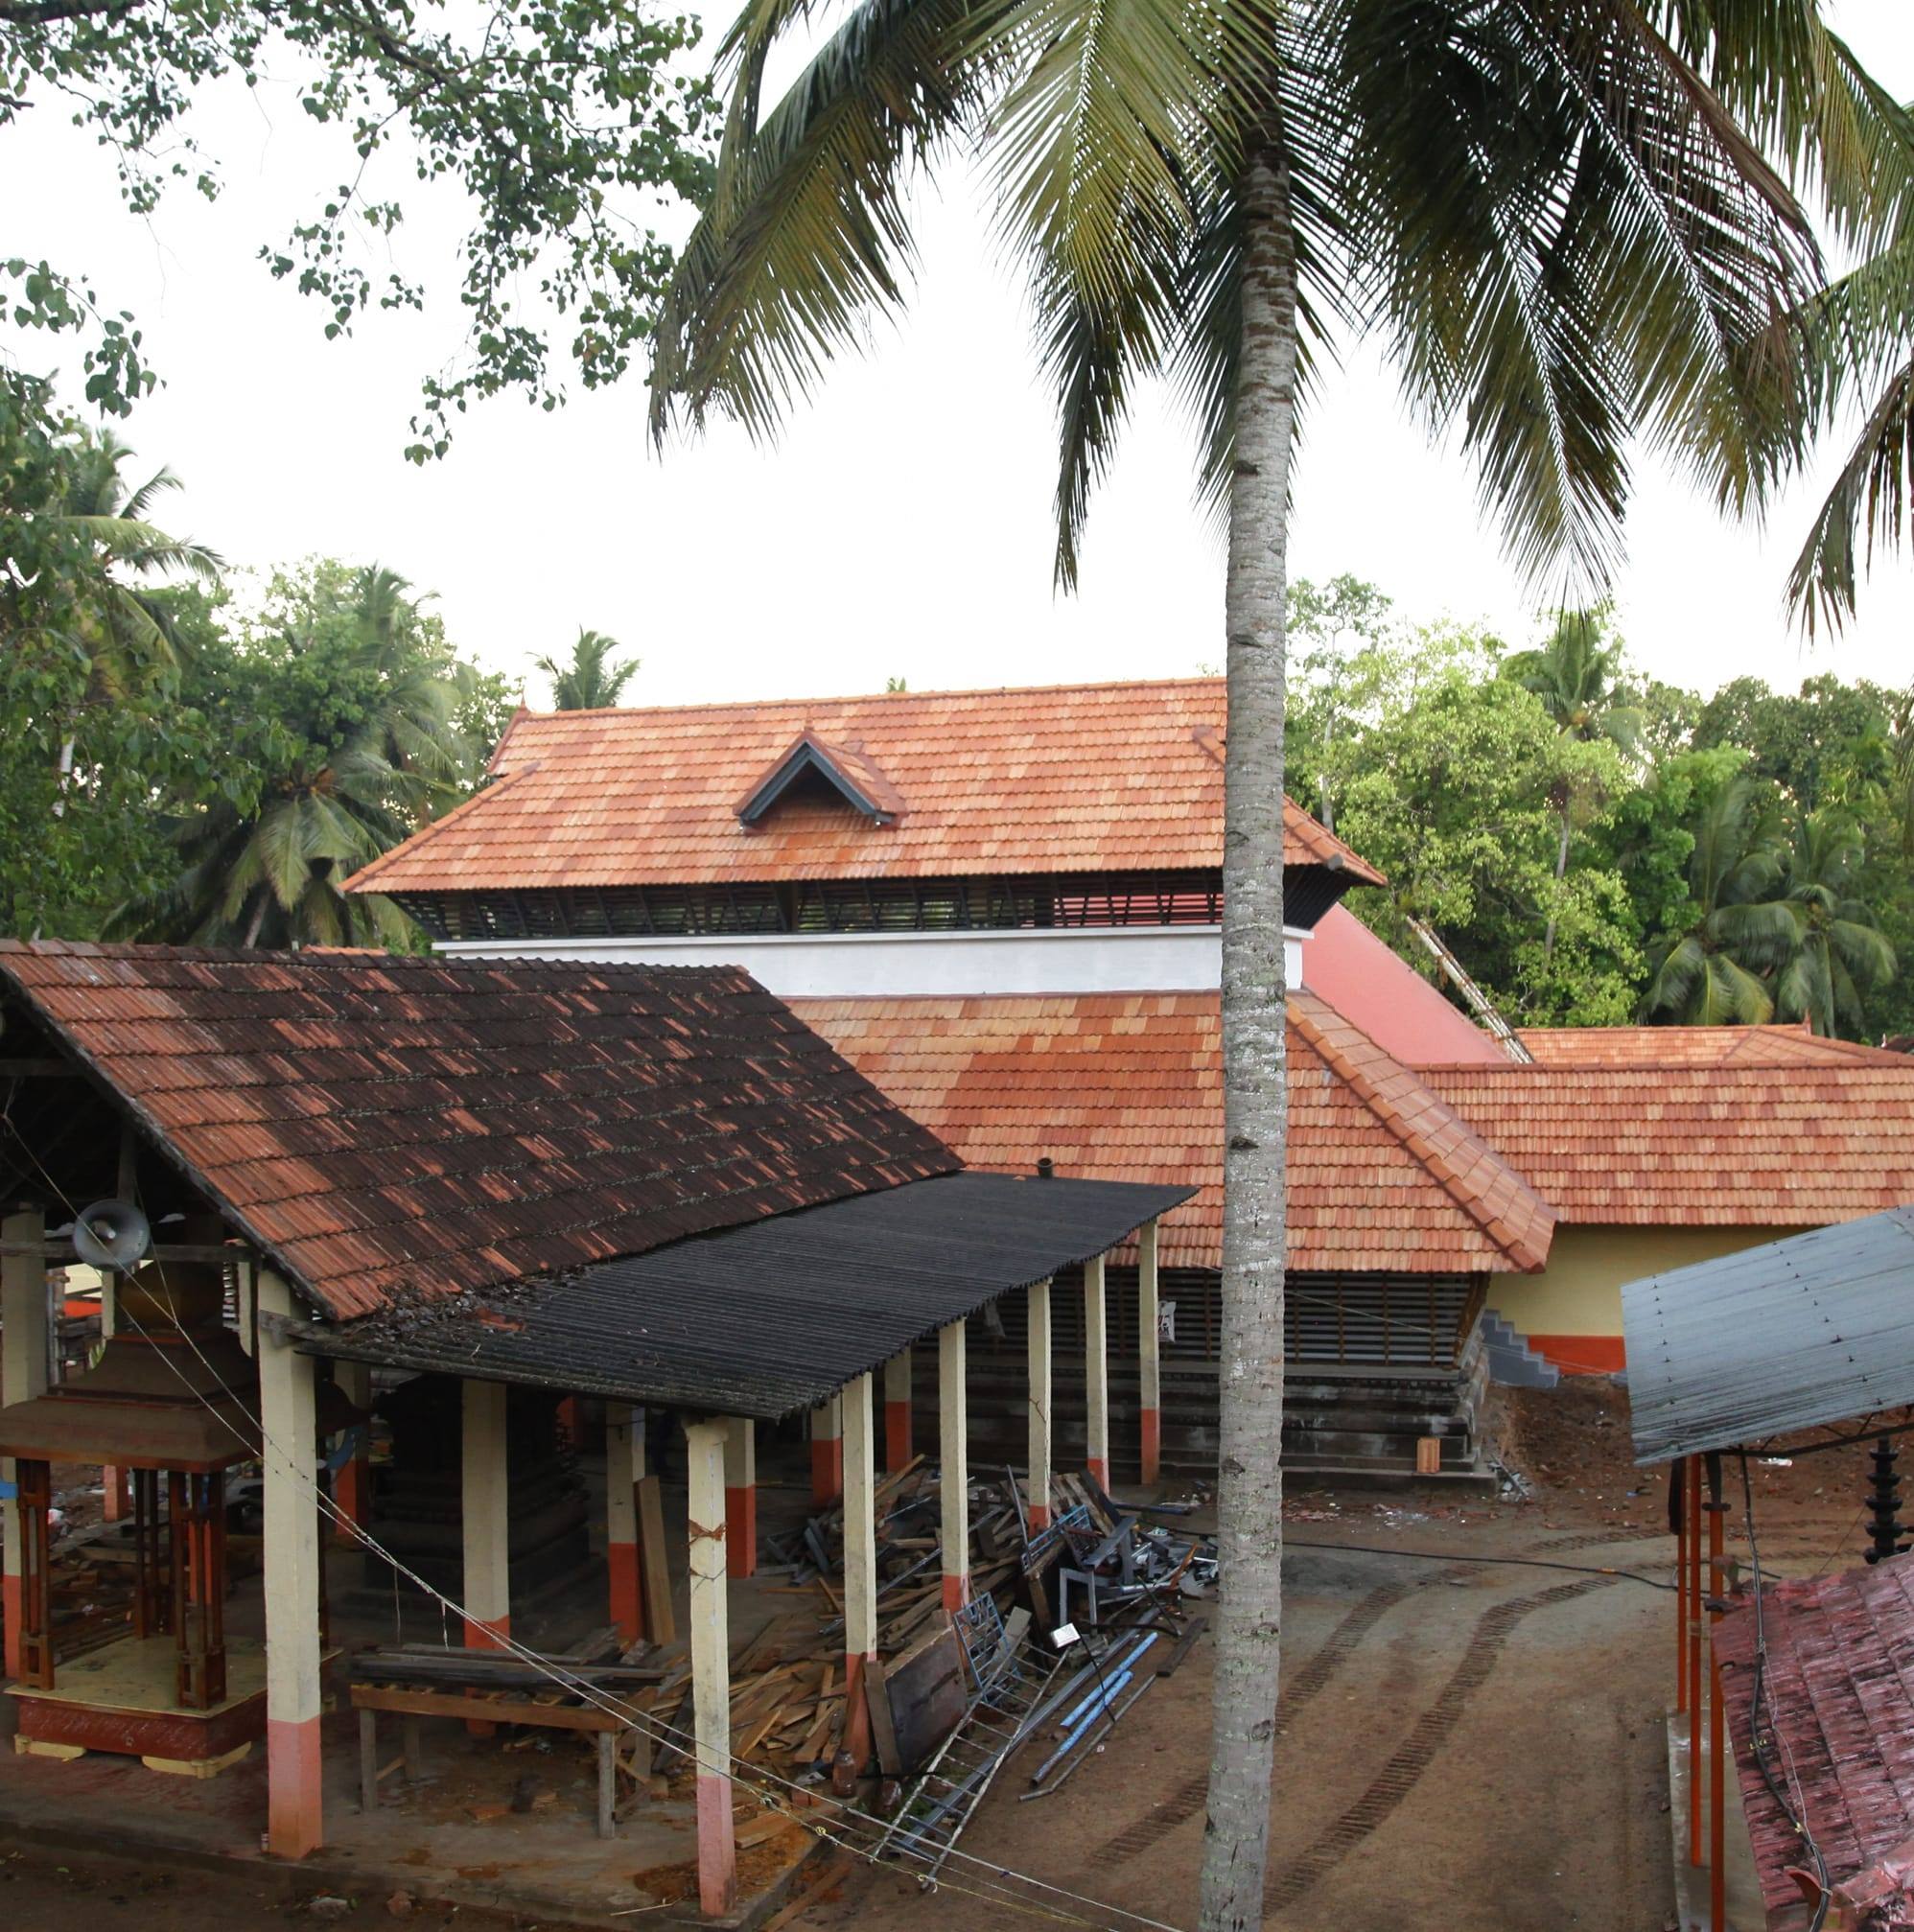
[349,1642,664,1840]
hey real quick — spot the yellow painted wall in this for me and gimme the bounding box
[1488,1224,1811,1364]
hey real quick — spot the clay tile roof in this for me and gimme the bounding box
[735,730,909,824]
[1421,1059,1914,1226]
[344,678,1385,894]
[0,941,955,1322]
[788,989,1553,1274]
[1515,1022,1911,1068]
[1714,1553,1914,1920]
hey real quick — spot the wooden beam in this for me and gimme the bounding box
[1028,1278,1052,1530]
[1085,1252,1109,1490]
[1138,1221,1161,1486]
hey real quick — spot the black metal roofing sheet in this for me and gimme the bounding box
[295,1170,1193,1419]
[1623,1206,1914,1464]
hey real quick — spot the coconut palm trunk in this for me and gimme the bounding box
[1201,142,1298,1932]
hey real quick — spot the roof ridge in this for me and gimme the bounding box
[498,674,1227,725]
[1290,992,1553,1269]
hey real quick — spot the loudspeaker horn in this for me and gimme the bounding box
[71,1199,152,1273]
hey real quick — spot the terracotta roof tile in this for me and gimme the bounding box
[790,990,1552,1274]
[1515,1022,1910,1068]
[1714,1554,1914,1918]
[1422,1061,1914,1224]
[0,941,955,1321]
[346,679,1385,893]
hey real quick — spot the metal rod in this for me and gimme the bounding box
[1708,1456,1726,1932]
[1688,1455,1703,1870]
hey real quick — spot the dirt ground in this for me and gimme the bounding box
[0,1380,1886,1932]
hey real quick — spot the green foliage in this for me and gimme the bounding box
[1289,580,1908,1040]
[107,562,503,948]
[535,628,641,710]
[1,0,715,453]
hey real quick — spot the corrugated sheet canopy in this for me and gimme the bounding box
[1623,1207,1914,1463]
[295,1172,1193,1419]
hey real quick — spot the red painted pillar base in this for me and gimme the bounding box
[884,1400,912,1473]
[725,1483,758,1579]
[810,1437,843,1510]
[842,1651,874,1773]
[556,1398,580,1449]
[1139,1410,1161,1488]
[1086,1457,1109,1493]
[103,1465,128,1524]
[2,1571,21,1682]
[696,1772,737,1918]
[941,1572,969,1614]
[463,1616,511,1734]
[609,1540,642,1646]
[1027,1502,1051,1532]
[333,1455,369,1546]
[267,1713,324,1859]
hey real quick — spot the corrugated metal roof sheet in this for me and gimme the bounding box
[1622,1207,1914,1463]
[342,678,1385,893]
[295,1171,1194,1418]
[0,941,955,1322]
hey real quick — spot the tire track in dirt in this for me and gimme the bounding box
[1098,1576,1415,1865]
[1261,1576,1614,1914]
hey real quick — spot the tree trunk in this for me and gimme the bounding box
[1198,140,1299,1932]
[1543,805,1571,961]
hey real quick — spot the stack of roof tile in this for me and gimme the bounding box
[0,942,954,1320]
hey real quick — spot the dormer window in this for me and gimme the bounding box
[735,730,907,827]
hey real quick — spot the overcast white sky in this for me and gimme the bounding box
[8,2,1912,709]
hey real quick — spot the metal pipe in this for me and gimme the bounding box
[1673,1455,1689,1716]
[1688,1455,1704,1870]
[1708,1455,1726,1932]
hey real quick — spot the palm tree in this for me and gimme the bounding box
[1772,808,1896,1036]
[1786,77,1914,635]
[110,567,475,949]
[1503,608,1644,960]
[46,428,222,805]
[534,628,640,710]
[1641,776,1796,1025]
[646,7,1872,1920]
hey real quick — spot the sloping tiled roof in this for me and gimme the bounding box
[346,679,1385,893]
[1305,907,1509,1067]
[790,989,1553,1274]
[0,941,955,1322]
[1515,1022,1909,1068]
[1714,1553,1914,1922]
[1422,1060,1914,1226]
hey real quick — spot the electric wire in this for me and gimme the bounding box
[1737,1454,1830,1932]
[5,1135,1161,1932]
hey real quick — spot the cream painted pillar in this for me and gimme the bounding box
[809,1392,843,1507]
[606,1405,645,1644]
[331,1360,372,1544]
[882,1347,913,1471]
[1027,1278,1053,1530]
[686,1418,736,1918]
[939,1320,969,1612]
[725,1415,758,1579]
[2,1210,48,1684]
[461,1380,510,1648]
[1138,1221,1161,1486]
[1085,1252,1109,1490]
[841,1374,877,1771]
[258,1269,323,1859]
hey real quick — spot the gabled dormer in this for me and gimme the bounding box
[734,729,907,827]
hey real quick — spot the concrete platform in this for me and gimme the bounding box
[1667,1709,1764,1932]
